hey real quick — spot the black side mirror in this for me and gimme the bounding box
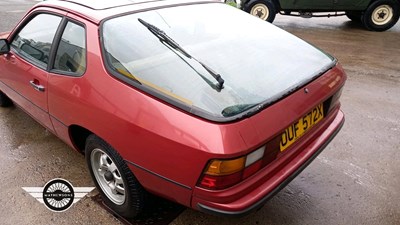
[0,39,10,54]
[20,43,44,61]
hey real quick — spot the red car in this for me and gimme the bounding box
[0,0,346,218]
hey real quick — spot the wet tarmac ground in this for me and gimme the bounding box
[0,1,399,224]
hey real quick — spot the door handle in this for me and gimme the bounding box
[9,54,16,64]
[30,80,45,92]
[3,54,16,64]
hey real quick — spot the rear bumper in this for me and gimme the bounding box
[192,109,345,217]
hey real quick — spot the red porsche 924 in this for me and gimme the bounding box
[0,0,346,218]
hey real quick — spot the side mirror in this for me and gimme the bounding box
[0,39,10,54]
[21,43,44,61]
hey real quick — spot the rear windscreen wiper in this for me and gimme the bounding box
[138,18,224,90]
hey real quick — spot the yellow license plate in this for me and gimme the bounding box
[280,104,324,152]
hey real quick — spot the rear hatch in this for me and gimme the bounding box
[101,3,336,122]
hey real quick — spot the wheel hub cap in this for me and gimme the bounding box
[250,4,270,20]
[104,171,114,182]
[372,5,393,25]
[256,9,264,18]
[378,11,387,19]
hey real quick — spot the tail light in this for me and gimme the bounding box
[198,146,266,190]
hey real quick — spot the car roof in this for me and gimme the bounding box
[53,0,147,10]
[32,0,218,24]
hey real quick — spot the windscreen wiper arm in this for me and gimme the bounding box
[138,18,224,90]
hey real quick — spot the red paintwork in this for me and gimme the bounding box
[0,32,9,39]
[0,0,346,215]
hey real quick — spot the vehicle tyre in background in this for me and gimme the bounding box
[244,0,277,23]
[346,11,362,22]
[361,0,400,31]
[0,91,12,107]
[85,134,146,218]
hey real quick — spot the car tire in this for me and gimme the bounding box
[244,0,277,23]
[346,11,362,22]
[0,91,12,107]
[361,0,400,31]
[85,134,146,218]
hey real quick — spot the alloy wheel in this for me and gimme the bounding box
[90,148,126,205]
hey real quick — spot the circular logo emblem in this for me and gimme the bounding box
[42,178,75,212]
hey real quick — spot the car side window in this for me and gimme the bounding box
[11,14,62,69]
[53,21,86,75]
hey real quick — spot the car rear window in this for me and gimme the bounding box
[101,3,334,121]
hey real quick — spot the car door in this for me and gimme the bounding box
[1,13,63,130]
[280,0,334,10]
[47,18,88,143]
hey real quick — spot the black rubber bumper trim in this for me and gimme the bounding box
[197,115,345,217]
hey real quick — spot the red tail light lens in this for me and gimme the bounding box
[199,172,243,190]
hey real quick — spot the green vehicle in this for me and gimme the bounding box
[228,0,400,31]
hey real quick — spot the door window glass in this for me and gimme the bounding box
[11,14,62,69]
[53,22,86,75]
